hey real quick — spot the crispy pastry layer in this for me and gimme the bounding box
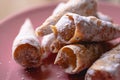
[85,44,120,80]
[35,0,97,36]
[52,13,120,44]
[12,19,41,68]
[54,43,106,74]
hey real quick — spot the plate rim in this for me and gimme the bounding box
[0,1,120,26]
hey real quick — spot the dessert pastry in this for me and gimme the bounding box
[41,33,55,54]
[50,39,65,53]
[12,19,41,68]
[35,0,97,37]
[52,13,120,44]
[54,43,106,74]
[41,33,65,54]
[85,44,120,80]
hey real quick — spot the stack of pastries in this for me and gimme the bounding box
[12,0,120,80]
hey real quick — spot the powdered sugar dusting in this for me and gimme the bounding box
[87,69,95,75]
[56,15,73,32]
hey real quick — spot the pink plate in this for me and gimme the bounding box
[0,2,120,80]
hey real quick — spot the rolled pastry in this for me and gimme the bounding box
[41,33,55,54]
[53,2,112,23]
[41,33,65,54]
[35,0,97,36]
[85,44,120,80]
[54,43,106,74]
[51,13,120,44]
[12,19,41,68]
[50,40,65,53]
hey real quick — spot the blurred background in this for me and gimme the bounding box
[0,0,120,20]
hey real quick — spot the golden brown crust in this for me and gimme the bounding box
[35,0,97,37]
[41,33,55,54]
[54,43,105,74]
[85,44,120,80]
[52,13,120,44]
[50,40,65,53]
[12,19,41,68]
[41,33,65,54]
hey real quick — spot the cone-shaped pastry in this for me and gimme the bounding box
[85,44,120,80]
[41,33,65,54]
[41,33,55,54]
[35,0,97,36]
[12,19,41,68]
[52,13,120,44]
[54,43,106,74]
[50,40,65,53]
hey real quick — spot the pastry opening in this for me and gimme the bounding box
[55,47,77,74]
[62,15,76,43]
[14,43,41,68]
[50,44,57,53]
[61,14,83,44]
[50,40,63,53]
